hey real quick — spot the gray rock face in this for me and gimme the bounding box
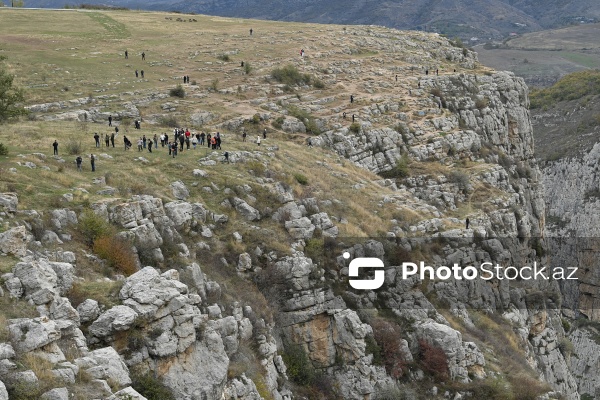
[77,299,100,323]
[232,197,260,221]
[75,347,131,388]
[0,226,28,257]
[7,318,61,354]
[284,217,315,240]
[171,180,190,200]
[40,387,69,400]
[160,328,229,400]
[48,209,78,232]
[569,328,600,398]
[12,258,60,305]
[107,387,148,400]
[89,305,138,339]
[0,380,7,400]
[0,193,18,214]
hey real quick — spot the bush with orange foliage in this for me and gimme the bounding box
[418,339,449,379]
[93,235,138,276]
[371,318,406,379]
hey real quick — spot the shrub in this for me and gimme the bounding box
[475,97,489,110]
[65,139,82,155]
[448,170,470,190]
[159,115,179,128]
[372,319,406,378]
[530,70,600,109]
[0,143,7,156]
[272,116,284,129]
[77,210,113,246]
[210,78,219,91]
[169,85,185,98]
[217,54,230,62]
[349,122,361,133]
[244,62,252,75]
[131,372,176,400]
[93,235,138,276]
[380,155,410,179]
[558,337,574,357]
[312,78,325,89]
[271,65,311,86]
[419,339,449,379]
[294,173,308,185]
[282,344,315,385]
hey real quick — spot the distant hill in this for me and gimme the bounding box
[18,0,600,40]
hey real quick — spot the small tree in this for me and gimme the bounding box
[0,58,28,123]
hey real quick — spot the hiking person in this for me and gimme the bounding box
[179,134,185,151]
[115,126,119,135]
[137,138,143,151]
[94,133,100,147]
[307,138,313,147]
[125,50,128,59]
[108,115,112,126]
[186,76,190,84]
[425,69,429,75]
[352,114,356,122]
[142,135,147,148]
[256,136,261,146]
[249,28,253,35]
[241,61,244,67]
[171,142,177,158]
[192,135,197,149]
[153,134,158,148]
[110,133,115,147]
[90,154,96,172]
[105,133,110,147]
[186,135,190,150]
[343,112,347,119]
[200,132,205,145]
[350,95,354,103]
[206,133,211,148]
[76,155,82,171]
[211,136,217,150]
[141,52,145,60]
[223,151,229,163]
[242,131,247,142]
[135,70,139,78]
[466,218,470,229]
[148,139,153,153]
[141,70,144,78]
[124,135,129,150]
[263,128,267,139]
[216,132,221,149]
[52,140,59,155]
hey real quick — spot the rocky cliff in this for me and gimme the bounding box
[0,10,595,400]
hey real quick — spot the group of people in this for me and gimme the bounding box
[125,50,147,78]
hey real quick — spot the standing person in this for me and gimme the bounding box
[52,140,59,155]
[466,218,470,229]
[160,133,165,147]
[200,132,205,146]
[249,28,253,35]
[153,134,158,148]
[90,154,96,172]
[211,136,217,150]
[105,133,110,147]
[135,70,139,78]
[216,132,221,149]
[206,133,211,148]
[179,134,185,152]
[141,70,144,78]
[192,135,197,149]
[263,128,267,139]
[256,136,261,146]
[223,151,229,163]
[350,95,354,103]
[115,126,119,135]
[124,135,129,150]
[171,142,177,158]
[142,135,147,148]
[76,155,82,171]
[137,138,143,151]
[125,50,128,59]
[148,139,153,153]
[242,131,247,142]
[94,133,100,147]
[307,138,313,147]
[352,114,356,122]
[185,135,190,150]
[141,52,145,61]
[110,132,115,148]
[108,115,112,126]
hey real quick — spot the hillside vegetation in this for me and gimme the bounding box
[0,7,583,400]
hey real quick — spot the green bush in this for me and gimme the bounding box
[271,65,311,86]
[558,337,574,357]
[312,78,325,89]
[217,54,230,62]
[380,156,410,179]
[244,62,252,75]
[65,139,82,155]
[282,344,315,385]
[131,372,176,400]
[349,122,361,133]
[159,115,179,128]
[294,173,308,185]
[272,116,284,129]
[169,85,185,98]
[530,70,600,109]
[78,210,114,246]
[0,143,7,156]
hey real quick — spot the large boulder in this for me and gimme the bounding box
[0,380,7,400]
[75,347,131,388]
[40,387,69,400]
[0,193,18,214]
[284,217,315,240]
[0,226,28,257]
[77,299,100,323]
[88,306,138,339]
[7,318,61,354]
[164,201,194,231]
[232,198,260,221]
[12,259,59,305]
[171,181,190,200]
